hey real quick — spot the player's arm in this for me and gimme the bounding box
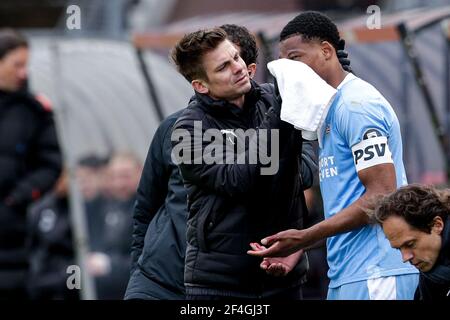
[305,163,396,241]
[249,132,397,257]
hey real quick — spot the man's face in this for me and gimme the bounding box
[230,42,256,79]
[76,166,102,201]
[0,46,29,92]
[382,215,443,272]
[196,39,251,101]
[279,35,327,80]
[107,158,142,201]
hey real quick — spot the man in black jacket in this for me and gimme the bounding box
[170,28,312,299]
[371,184,450,300]
[125,25,318,300]
[0,28,62,299]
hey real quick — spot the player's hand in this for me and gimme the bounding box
[247,229,313,258]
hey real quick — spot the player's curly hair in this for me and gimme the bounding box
[280,11,342,51]
[370,184,450,233]
[220,24,258,66]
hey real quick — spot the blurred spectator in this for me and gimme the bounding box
[76,155,109,230]
[26,170,78,300]
[0,28,62,299]
[103,152,142,201]
[76,155,109,202]
[86,152,142,299]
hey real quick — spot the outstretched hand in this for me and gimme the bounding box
[249,242,304,277]
[247,229,314,258]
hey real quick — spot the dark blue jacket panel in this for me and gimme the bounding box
[415,217,450,300]
[128,110,187,299]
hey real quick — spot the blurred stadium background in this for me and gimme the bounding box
[1,0,448,182]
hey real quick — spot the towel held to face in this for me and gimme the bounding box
[267,59,337,146]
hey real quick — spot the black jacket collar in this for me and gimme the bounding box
[0,81,34,105]
[436,217,450,266]
[423,217,450,284]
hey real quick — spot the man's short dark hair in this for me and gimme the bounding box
[280,11,341,51]
[171,28,227,82]
[371,184,450,233]
[0,28,28,60]
[220,24,258,66]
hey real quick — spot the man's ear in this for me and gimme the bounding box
[431,216,444,235]
[192,79,209,94]
[247,63,257,79]
[321,41,334,61]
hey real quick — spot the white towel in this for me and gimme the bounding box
[267,59,337,143]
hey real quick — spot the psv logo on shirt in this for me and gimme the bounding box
[351,129,393,172]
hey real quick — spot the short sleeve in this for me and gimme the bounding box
[335,101,394,172]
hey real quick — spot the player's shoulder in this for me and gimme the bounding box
[337,76,393,118]
[340,76,381,106]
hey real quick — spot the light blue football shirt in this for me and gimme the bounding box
[319,73,418,288]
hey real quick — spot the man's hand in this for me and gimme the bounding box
[272,78,282,115]
[337,39,352,73]
[87,252,111,276]
[249,242,303,276]
[247,228,315,258]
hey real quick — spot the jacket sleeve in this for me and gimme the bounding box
[7,111,62,208]
[172,107,285,198]
[300,140,318,190]
[129,120,172,274]
[273,79,318,190]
